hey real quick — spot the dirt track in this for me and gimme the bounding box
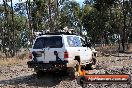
[0,64,82,88]
[0,54,132,88]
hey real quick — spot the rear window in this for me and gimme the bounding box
[67,36,81,47]
[33,36,63,49]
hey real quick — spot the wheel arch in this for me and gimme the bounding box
[74,56,80,64]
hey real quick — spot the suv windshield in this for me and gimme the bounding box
[33,36,63,49]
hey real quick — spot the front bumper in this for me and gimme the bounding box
[27,60,68,72]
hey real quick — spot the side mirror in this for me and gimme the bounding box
[82,44,87,47]
[86,42,91,48]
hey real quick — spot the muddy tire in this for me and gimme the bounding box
[91,58,96,65]
[67,64,80,79]
[85,64,93,70]
[67,67,75,79]
[59,69,68,76]
[36,70,44,77]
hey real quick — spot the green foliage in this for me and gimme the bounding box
[59,0,82,32]
[0,0,132,54]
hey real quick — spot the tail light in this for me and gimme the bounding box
[29,52,32,59]
[64,51,69,58]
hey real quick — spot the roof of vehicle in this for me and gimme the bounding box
[36,34,77,39]
[33,31,83,40]
[43,32,76,35]
[36,31,78,37]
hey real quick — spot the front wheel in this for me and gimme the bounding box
[91,58,96,65]
[67,67,76,79]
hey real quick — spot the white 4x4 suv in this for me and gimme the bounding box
[27,32,96,76]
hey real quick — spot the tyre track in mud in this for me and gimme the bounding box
[0,64,81,88]
[0,55,132,88]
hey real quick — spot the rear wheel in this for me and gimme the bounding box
[67,67,75,78]
[36,70,44,77]
[58,68,68,76]
[67,61,80,79]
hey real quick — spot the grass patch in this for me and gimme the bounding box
[0,52,29,66]
[0,50,30,66]
[0,57,28,66]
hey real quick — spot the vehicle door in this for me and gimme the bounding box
[66,36,82,59]
[66,36,88,63]
[79,37,92,64]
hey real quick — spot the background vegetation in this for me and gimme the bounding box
[0,0,132,57]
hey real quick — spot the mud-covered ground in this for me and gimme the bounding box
[0,53,132,88]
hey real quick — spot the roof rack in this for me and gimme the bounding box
[37,31,77,36]
[35,28,78,36]
[45,32,76,35]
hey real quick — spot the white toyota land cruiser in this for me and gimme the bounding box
[27,32,97,76]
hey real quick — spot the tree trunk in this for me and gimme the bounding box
[117,34,121,52]
[3,0,8,56]
[48,0,52,32]
[122,0,126,52]
[10,0,15,57]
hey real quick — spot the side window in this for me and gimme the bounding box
[74,37,82,47]
[67,36,81,47]
[67,36,75,47]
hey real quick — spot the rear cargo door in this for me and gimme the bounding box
[32,36,64,63]
[44,36,64,62]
